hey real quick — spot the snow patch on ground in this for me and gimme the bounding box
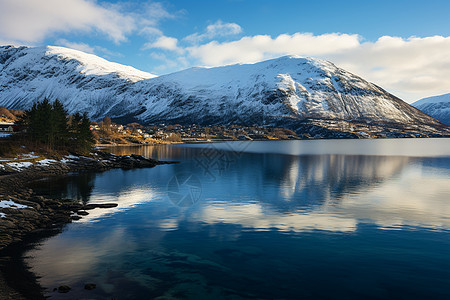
[6,161,33,170]
[358,132,370,137]
[0,200,28,209]
[20,153,39,159]
[60,155,79,163]
[37,159,57,166]
[0,154,78,169]
[0,212,6,218]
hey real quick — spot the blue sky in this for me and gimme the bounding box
[1,0,450,102]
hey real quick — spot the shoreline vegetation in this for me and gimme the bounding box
[3,105,450,154]
[1,98,179,298]
[0,150,177,251]
[0,150,177,299]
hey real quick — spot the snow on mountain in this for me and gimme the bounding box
[46,46,156,81]
[0,45,155,118]
[412,93,450,125]
[0,45,448,138]
[132,55,439,127]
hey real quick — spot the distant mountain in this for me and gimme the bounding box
[412,93,450,125]
[0,45,449,138]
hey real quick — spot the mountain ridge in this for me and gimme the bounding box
[0,45,449,138]
[412,93,450,125]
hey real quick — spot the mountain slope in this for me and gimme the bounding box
[0,45,155,118]
[133,56,439,125]
[0,45,449,138]
[412,93,450,125]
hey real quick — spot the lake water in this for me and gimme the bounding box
[24,139,450,299]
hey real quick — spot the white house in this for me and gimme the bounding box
[0,123,14,132]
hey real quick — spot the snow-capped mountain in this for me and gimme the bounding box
[412,93,450,125]
[0,45,155,117]
[0,45,449,138]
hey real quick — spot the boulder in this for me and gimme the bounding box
[84,283,96,290]
[58,285,71,293]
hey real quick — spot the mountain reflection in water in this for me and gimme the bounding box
[25,139,450,300]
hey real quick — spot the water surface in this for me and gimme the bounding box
[24,139,450,299]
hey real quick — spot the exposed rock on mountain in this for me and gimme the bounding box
[1,45,449,138]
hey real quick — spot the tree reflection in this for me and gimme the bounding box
[66,172,96,205]
[31,172,96,205]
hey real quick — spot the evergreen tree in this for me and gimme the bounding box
[21,98,94,154]
[24,98,53,145]
[69,112,95,154]
[51,99,69,147]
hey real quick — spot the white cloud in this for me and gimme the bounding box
[137,2,177,39]
[185,33,450,102]
[56,39,95,54]
[186,32,361,66]
[0,39,21,47]
[0,0,132,43]
[185,20,242,43]
[139,27,164,37]
[149,52,168,61]
[54,39,124,59]
[327,36,450,101]
[151,36,178,51]
[2,0,447,102]
[0,0,173,44]
[144,36,184,54]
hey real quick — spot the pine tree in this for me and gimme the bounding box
[69,112,94,154]
[21,98,94,154]
[26,98,52,145]
[51,99,69,148]
[78,112,95,153]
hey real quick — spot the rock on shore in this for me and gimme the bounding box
[0,150,176,299]
[0,150,175,251]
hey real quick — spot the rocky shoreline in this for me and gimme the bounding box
[0,151,176,299]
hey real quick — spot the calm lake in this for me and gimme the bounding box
[24,139,450,299]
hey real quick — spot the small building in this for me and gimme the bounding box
[0,123,15,132]
[0,123,21,138]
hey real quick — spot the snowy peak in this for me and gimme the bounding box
[0,45,156,82]
[413,93,450,106]
[45,46,156,81]
[0,45,156,117]
[413,93,450,125]
[138,54,417,124]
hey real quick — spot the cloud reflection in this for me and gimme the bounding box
[74,187,158,223]
[24,145,450,298]
[339,176,450,229]
[189,156,450,233]
[194,203,357,232]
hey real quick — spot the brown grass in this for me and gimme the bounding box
[0,136,69,159]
